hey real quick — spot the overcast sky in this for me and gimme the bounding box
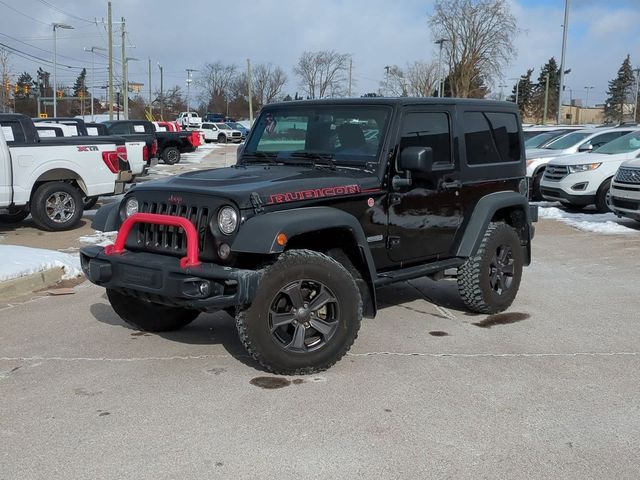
[1,0,638,107]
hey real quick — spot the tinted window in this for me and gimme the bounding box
[584,131,629,149]
[0,121,26,144]
[400,112,451,164]
[107,123,132,135]
[464,112,521,165]
[544,131,592,150]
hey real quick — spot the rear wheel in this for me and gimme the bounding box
[107,289,200,332]
[236,249,362,375]
[162,146,180,165]
[595,178,612,213]
[0,208,29,223]
[30,182,84,231]
[457,223,524,314]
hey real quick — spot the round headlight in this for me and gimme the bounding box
[124,197,138,218]
[218,206,238,235]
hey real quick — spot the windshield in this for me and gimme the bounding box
[544,131,592,150]
[594,130,640,155]
[227,122,243,129]
[525,131,566,148]
[216,123,231,130]
[243,105,391,166]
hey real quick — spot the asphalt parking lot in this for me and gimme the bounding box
[2,147,640,479]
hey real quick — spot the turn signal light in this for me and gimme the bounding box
[276,232,287,246]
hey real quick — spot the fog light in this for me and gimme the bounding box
[218,243,231,260]
[198,281,210,296]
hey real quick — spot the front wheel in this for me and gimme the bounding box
[457,223,524,314]
[236,249,362,375]
[30,181,84,231]
[595,178,612,213]
[531,171,544,201]
[106,289,200,332]
[217,134,227,144]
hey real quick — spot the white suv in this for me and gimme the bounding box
[540,130,640,212]
[610,156,640,222]
[526,127,637,200]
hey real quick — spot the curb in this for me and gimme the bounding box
[0,267,64,302]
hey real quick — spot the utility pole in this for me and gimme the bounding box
[543,73,550,125]
[634,68,640,123]
[348,58,352,97]
[107,1,113,120]
[121,17,128,119]
[36,73,41,117]
[247,59,253,124]
[557,0,570,125]
[435,38,447,97]
[158,63,164,120]
[148,57,152,119]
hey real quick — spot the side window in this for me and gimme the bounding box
[108,123,131,135]
[400,112,451,164]
[587,131,624,149]
[464,112,520,165]
[0,121,26,144]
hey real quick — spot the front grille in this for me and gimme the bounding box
[543,165,569,181]
[611,197,640,211]
[232,132,241,137]
[615,167,640,184]
[135,201,210,256]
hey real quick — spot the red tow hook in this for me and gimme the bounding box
[104,213,201,268]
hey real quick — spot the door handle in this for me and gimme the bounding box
[441,179,461,190]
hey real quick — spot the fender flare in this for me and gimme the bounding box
[92,202,121,232]
[232,206,378,315]
[455,191,533,260]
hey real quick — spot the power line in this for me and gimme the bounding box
[0,42,86,70]
[0,0,51,26]
[33,0,95,23]
[0,32,108,66]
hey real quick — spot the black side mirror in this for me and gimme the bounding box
[399,146,433,173]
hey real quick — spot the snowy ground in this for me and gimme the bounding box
[0,245,82,282]
[534,202,640,235]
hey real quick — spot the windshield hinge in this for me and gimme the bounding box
[250,192,264,214]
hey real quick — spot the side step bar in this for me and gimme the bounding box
[374,258,465,287]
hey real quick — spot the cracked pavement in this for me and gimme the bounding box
[2,198,640,479]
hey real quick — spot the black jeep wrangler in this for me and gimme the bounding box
[81,98,537,374]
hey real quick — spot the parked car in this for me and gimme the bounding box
[201,122,243,143]
[522,125,583,142]
[202,113,226,123]
[81,98,536,374]
[524,127,583,150]
[540,130,640,212]
[0,113,133,230]
[225,121,249,140]
[32,117,86,136]
[526,127,639,200]
[177,111,202,130]
[33,123,68,138]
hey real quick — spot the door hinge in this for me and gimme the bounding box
[387,236,400,248]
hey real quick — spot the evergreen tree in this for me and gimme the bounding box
[16,72,33,98]
[35,67,51,97]
[605,55,635,122]
[71,68,88,116]
[531,58,560,123]
[508,69,534,118]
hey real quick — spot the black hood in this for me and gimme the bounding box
[132,164,381,209]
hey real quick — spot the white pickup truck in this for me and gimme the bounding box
[177,111,202,130]
[0,113,134,231]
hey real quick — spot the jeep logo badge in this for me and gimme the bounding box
[168,195,182,204]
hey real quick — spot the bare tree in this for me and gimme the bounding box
[429,0,518,98]
[406,61,438,97]
[197,62,238,112]
[1,48,12,112]
[294,50,350,99]
[253,63,288,107]
[382,65,409,97]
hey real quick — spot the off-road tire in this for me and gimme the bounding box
[83,196,99,210]
[235,249,362,375]
[457,223,524,314]
[30,181,84,231]
[162,146,180,165]
[595,178,612,213]
[107,289,200,332]
[0,208,29,223]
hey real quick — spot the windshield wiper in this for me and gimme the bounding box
[241,151,279,164]
[285,151,336,169]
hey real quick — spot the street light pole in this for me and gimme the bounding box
[435,38,448,97]
[52,22,73,117]
[185,68,197,117]
[634,68,640,123]
[557,0,571,124]
[84,46,106,121]
[123,57,138,120]
[158,63,164,120]
[584,86,594,108]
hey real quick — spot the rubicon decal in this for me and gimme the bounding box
[77,146,99,152]
[267,184,361,204]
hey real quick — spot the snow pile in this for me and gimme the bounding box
[0,245,82,282]
[180,143,221,164]
[79,231,117,247]
[538,206,639,235]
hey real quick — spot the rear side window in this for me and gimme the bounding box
[108,123,132,135]
[400,112,451,165]
[464,112,521,165]
[0,121,26,144]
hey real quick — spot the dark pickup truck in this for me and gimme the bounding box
[102,120,200,165]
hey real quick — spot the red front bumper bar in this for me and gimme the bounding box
[104,213,201,268]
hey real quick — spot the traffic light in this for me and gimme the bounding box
[4,80,9,93]
[23,84,29,95]
[13,84,19,95]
